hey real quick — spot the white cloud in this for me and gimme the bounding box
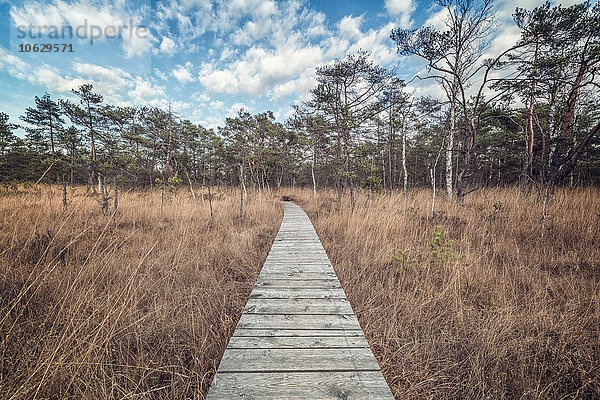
[219,47,236,61]
[128,77,166,105]
[230,102,251,114]
[0,48,85,93]
[0,48,29,80]
[122,27,154,58]
[11,0,153,58]
[73,63,132,89]
[32,67,87,93]
[424,6,450,30]
[172,62,195,84]
[199,67,239,93]
[385,0,416,29]
[154,69,169,81]
[271,69,316,102]
[160,36,177,55]
[347,22,398,66]
[199,43,324,97]
[338,15,363,40]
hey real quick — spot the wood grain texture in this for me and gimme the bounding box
[207,371,392,399]
[243,298,354,314]
[236,314,362,330]
[225,335,370,349]
[217,348,381,372]
[232,328,365,337]
[249,288,347,299]
[206,202,393,399]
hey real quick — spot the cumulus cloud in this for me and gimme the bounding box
[32,67,87,93]
[338,15,364,40]
[0,48,84,93]
[72,63,132,96]
[199,42,324,97]
[10,0,153,58]
[385,0,416,28]
[172,62,195,84]
[199,66,239,93]
[271,69,316,103]
[160,37,177,55]
[128,77,166,105]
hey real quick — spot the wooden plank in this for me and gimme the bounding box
[259,266,333,275]
[256,272,338,280]
[267,253,328,258]
[249,288,347,299]
[236,314,361,330]
[233,329,365,337]
[261,261,332,266]
[226,335,370,349]
[254,279,342,289]
[207,371,393,399]
[243,298,354,314]
[216,348,381,372]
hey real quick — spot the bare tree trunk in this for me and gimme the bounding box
[401,112,408,195]
[239,164,244,219]
[431,143,444,217]
[208,184,213,220]
[446,92,456,201]
[456,122,476,204]
[312,143,317,197]
[350,180,355,212]
[165,103,174,178]
[311,163,317,197]
[62,177,67,211]
[521,41,539,189]
[113,178,118,213]
[388,97,394,191]
[185,169,196,199]
[240,158,247,199]
[277,165,283,190]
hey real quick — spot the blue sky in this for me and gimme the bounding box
[0,0,580,130]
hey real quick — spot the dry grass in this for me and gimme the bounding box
[2,184,599,399]
[289,186,600,399]
[0,185,282,399]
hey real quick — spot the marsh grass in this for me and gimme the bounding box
[0,185,282,399]
[2,184,599,399]
[291,186,600,399]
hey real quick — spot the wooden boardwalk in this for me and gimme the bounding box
[207,202,393,399]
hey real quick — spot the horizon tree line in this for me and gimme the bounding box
[0,0,598,203]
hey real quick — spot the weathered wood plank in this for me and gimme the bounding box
[260,263,333,271]
[254,279,342,289]
[207,371,392,399]
[259,267,334,277]
[226,335,369,349]
[236,314,361,330]
[233,329,364,337]
[256,272,338,280]
[249,287,347,299]
[243,298,353,314]
[216,348,381,372]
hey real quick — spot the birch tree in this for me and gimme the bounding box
[392,0,512,203]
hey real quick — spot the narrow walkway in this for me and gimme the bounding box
[207,202,393,399]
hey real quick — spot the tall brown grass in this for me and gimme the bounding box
[290,186,600,399]
[0,185,282,399]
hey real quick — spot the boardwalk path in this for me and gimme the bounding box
[207,202,393,399]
